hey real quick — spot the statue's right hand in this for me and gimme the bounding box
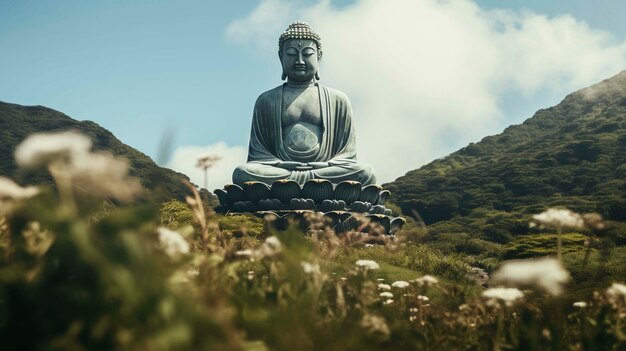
[277,161,302,170]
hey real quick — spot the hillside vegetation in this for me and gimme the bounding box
[0,101,190,202]
[386,71,626,241]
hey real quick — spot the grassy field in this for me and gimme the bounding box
[1,132,625,350]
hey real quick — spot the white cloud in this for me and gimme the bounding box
[224,0,626,183]
[167,142,247,191]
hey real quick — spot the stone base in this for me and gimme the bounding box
[214,179,405,234]
[225,210,405,235]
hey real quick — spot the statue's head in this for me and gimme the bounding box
[278,21,322,82]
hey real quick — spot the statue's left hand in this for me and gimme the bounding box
[295,163,314,170]
[308,162,330,169]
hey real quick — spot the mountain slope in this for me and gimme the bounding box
[0,101,190,202]
[386,71,626,232]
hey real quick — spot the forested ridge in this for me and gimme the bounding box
[387,71,626,239]
[0,101,191,202]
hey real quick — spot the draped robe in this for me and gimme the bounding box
[232,83,376,186]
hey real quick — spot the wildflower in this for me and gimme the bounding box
[15,131,92,168]
[187,267,199,278]
[414,274,438,286]
[378,283,391,290]
[69,151,142,202]
[417,295,429,302]
[15,131,142,201]
[383,299,394,305]
[392,280,410,288]
[0,177,39,209]
[376,278,385,282]
[380,292,393,298]
[531,208,584,230]
[606,283,626,304]
[409,307,418,313]
[491,257,570,296]
[364,243,374,248]
[340,277,347,281]
[157,227,190,258]
[572,301,588,308]
[258,236,282,257]
[235,249,253,258]
[301,261,320,275]
[356,259,380,270]
[360,314,390,337]
[482,287,524,306]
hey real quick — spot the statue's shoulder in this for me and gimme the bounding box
[255,85,283,106]
[319,85,352,105]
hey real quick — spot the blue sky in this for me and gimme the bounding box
[1,0,626,189]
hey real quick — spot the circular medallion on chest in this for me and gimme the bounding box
[283,122,321,152]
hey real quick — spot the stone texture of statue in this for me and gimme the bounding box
[232,21,376,186]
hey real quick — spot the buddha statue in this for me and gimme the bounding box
[233,21,377,186]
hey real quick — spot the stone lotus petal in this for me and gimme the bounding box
[270,179,301,204]
[322,211,352,231]
[369,205,386,215]
[224,184,244,205]
[367,214,391,233]
[214,188,228,205]
[390,217,406,233]
[302,179,333,204]
[290,198,315,210]
[340,214,361,232]
[347,201,371,213]
[377,190,390,205]
[258,198,282,210]
[242,181,270,203]
[321,199,346,212]
[233,200,255,212]
[334,181,362,205]
[360,184,382,204]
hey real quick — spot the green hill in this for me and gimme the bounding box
[386,71,626,240]
[0,101,191,202]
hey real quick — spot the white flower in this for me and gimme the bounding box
[360,314,390,336]
[258,236,282,257]
[414,275,438,286]
[482,287,524,306]
[383,299,394,305]
[15,131,142,201]
[491,257,570,296]
[187,267,199,278]
[356,259,380,270]
[0,177,39,202]
[364,243,374,248]
[15,131,92,168]
[301,261,320,275]
[235,249,253,258]
[70,151,142,202]
[379,292,394,298]
[572,301,588,308]
[417,295,429,302]
[606,283,626,304]
[378,283,391,290]
[531,208,584,230]
[392,280,410,289]
[376,278,385,282]
[157,227,190,258]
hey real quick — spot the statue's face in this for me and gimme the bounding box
[280,39,319,82]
